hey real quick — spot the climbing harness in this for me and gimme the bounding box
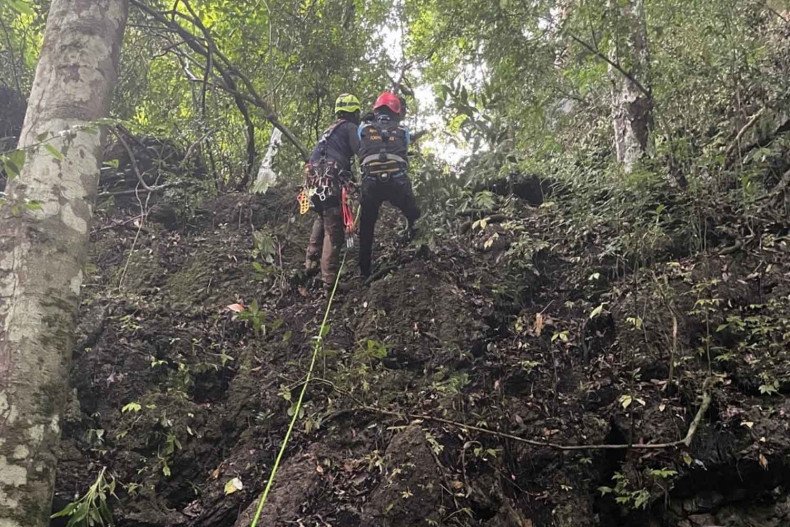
[298,161,339,211]
[248,245,351,527]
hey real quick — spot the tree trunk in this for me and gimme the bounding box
[609,0,653,172]
[0,1,128,525]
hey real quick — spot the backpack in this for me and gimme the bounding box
[359,116,409,177]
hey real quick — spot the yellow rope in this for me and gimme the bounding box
[248,250,348,527]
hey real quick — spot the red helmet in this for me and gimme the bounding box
[373,91,402,115]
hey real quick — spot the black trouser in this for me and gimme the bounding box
[359,174,421,277]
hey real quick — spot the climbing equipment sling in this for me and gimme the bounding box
[341,186,356,248]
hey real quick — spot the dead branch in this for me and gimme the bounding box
[316,376,714,451]
[97,181,188,198]
[725,116,790,169]
[108,126,154,191]
[358,386,712,450]
[725,107,766,161]
[681,386,712,447]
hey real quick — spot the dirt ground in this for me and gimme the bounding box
[53,183,789,526]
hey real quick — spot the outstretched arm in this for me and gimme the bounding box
[410,129,428,142]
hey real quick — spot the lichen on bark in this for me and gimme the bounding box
[0,1,128,525]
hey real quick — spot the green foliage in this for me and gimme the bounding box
[121,402,142,413]
[252,229,277,265]
[358,339,389,361]
[598,472,651,511]
[432,371,470,395]
[51,467,116,527]
[235,300,267,336]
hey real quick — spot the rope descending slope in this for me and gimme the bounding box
[248,250,349,527]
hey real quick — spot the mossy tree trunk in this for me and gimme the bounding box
[609,0,653,172]
[0,1,128,525]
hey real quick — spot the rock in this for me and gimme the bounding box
[484,499,532,527]
[122,493,187,526]
[687,513,717,526]
[553,495,596,527]
[361,425,443,527]
[234,450,323,527]
[682,490,725,515]
[695,490,725,512]
[149,203,180,230]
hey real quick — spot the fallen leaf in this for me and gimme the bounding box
[226,303,245,313]
[759,453,768,469]
[224,477,243,495]
[619,394,633,410]
[741,421,754,429]
[534,313,545,336]
[589,303,605,319]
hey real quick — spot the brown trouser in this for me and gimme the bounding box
[305,206,345,286]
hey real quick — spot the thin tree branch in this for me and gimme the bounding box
[98,181,188,198]
[566,31,651,98]
[357,388,711,451]
[129,0,309,160]
[764,4,788,22]
[108,126,154,191]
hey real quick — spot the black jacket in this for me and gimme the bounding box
[309,119,360,172]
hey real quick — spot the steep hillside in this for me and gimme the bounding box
[53,173,789,526]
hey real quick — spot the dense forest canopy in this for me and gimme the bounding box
[0,1,788,526]
[2,0,788,187]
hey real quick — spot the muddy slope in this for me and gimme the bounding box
[54,185,789,527]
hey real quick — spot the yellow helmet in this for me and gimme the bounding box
[335,93,361,114]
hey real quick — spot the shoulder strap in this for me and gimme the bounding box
[319,119,345,145]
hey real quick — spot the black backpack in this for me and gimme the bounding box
[359,116,409,177]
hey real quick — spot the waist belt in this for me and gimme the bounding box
[364,171,406,183]
[361,153,407,165]
[362,153,407,181]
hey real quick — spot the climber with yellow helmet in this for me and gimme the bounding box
[302,93,362,290]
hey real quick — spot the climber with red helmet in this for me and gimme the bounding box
[357,91,421,278]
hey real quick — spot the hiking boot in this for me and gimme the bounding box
[323,281,352,296]
[305,260,320,276]
[291,268,314,286]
